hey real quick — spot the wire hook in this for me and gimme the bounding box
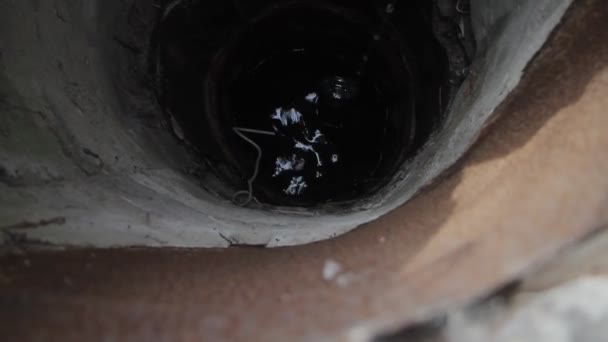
[231,127,275,207]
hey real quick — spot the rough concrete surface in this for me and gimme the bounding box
[0,0,573,247]
[0,0,607,340]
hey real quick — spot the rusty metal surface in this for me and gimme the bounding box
[1,0,608,340]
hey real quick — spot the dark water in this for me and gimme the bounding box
[158,0,450,207]
[227,7,394,204]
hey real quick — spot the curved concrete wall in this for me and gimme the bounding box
[0,0,572,247]
[2,1,608,340]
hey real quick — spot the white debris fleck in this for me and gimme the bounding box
[331,154,339,163]
[305,92,319,103]
[274,157,293,176]
[295,141,323,166]
[316,171,323,179]
[271,107,303,126]
[323,259,343,281]
[271,108,284,124]
[288,108,302,123]
[305,129,324,144]
[274,155,305,176]
[285,176,308,195]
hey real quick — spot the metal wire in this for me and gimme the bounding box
[231,127,276,207]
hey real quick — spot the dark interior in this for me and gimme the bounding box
[155,0,469,207]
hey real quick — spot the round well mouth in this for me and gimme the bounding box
[2,1,602,341]
[7,0,557,249]
[157,0,453,209]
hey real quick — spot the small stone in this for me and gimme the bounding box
[323,259,343,281]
